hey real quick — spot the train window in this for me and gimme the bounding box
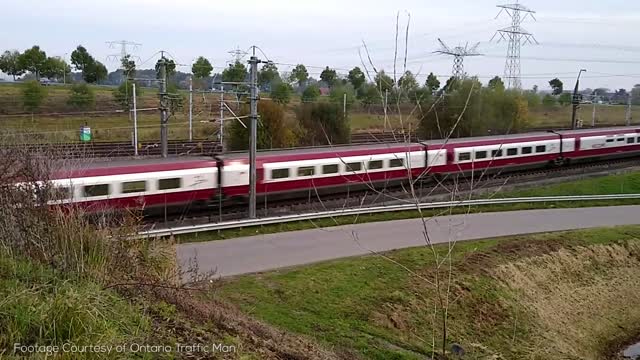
[389,158,404,168]
[535,145,546,153]
[158,178,182,190]
[368,160,384,170]
[617,138,625,142]
[521,147,532,154]
[637,137,640,143]
[271,168,290,179]
[297,166,315,177]
[491,149,503,158]
[83,184,110,198]
[346,162,362,172]
[628,138,635,144]
[458,153,471,161]
[122,181,147,194]
[507,148,518,156]
[322,164,339,174]
[606,139,614,143]
[475,151,487,159]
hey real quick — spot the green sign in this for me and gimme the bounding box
[80,126,92,142]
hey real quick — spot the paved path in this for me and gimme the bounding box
[177,206,640,278]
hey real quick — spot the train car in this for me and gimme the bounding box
[49,157,219,211]
[45,126,640,211]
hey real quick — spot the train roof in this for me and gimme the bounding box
[53,156,216,179]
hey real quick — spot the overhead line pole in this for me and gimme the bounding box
[248,48,261,219]
[132,82,138,156]
[626,94,632,126]
[189,76,193,141]
[159,53,169,158]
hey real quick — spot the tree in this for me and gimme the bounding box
[71,46,93,71]
[0,50,25,80]
[302,84,321,102]
[296,102,350,146]
[192,56,213,79]
[631,85,640,105]
[398,71,419,94]
[524,91,541,108]
[549,78,563,95]
[112,81,142,110]
[329,85,356,110]
[22,80,47,112]
[558,92,572,106]
[41,57,70,81]
[374,70,394,93]
[227,101,297,151]
[320,66,338,88]
[258,62,280,90]
[121,54,136,79]
[488,76,505,92]
[358,83,379,107]
[83,61,107,84]
[271,82,293,104]
[542,93,557,107]
[222,61,247,83]
[532,84,539,93]
[67,83,95,110]
[425,72,440,94]
[289,64,309,87]
[347,67,366,91]
[18,46,47,79]
[155,56,176,79]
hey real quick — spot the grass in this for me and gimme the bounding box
[217,225,640,359]
[0,255,150,356]
[178,170,640,243]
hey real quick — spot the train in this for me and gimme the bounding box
[47,126,640,211]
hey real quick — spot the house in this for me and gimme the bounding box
[319,87,330,96]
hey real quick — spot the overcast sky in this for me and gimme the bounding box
[2,0,640,90]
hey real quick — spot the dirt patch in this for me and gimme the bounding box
[150,288,345,360]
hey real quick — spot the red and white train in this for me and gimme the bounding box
[49,126,640,211]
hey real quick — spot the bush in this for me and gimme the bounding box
[271,82,293,105]
[112,80,142,110]
[296,102,350,146]
[67,83,95,110]
[302,85,321,102]
[329,85,356,110]
[227,101,297,151]
[419,78,530,139]
[22,80,47,112]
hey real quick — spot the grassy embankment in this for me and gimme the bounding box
[0,147,342,359]
[218,225,640,359]
[179,170,640,243]
[0,83,216,143]
[2,82,638,142]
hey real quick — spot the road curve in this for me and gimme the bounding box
[177,205,640,278]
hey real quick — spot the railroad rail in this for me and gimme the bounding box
[140,194,640,237]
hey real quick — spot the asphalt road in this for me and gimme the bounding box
[177,205,640,278]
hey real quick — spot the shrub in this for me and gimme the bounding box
[296,102,350,146]
[67,83,96,110]
[22,80,47,112]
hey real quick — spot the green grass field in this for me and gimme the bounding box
[218,225,640,359]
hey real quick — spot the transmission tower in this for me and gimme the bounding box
[492,1,538,89]
[228,46,248,63]
[435,38,482,79]
[106,40,142,63]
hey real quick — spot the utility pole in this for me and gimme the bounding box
[626,94,632,126]
[571,69,586,130]
[188,76,193,141]
[248,49,261,219]
[132,83,139,156]
[158,54,169,158]
[219,91,225,151]
[343,93,347,117]
[592,101,596,127]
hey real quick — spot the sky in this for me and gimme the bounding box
[2,0,640,91]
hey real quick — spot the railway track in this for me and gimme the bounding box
[144,156,640,231]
